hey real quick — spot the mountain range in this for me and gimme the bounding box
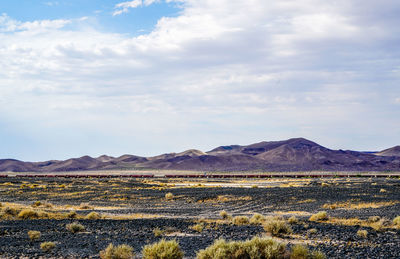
[1,138,400,172]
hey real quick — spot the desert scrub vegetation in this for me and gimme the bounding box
[197,236,325,259]
[290,244,325,259]
[190,223,205,232]
[219,210,231,220]
[27,230,41,241]
[40,241,56,252]
[393,216,400,227]
[249,213,265,224]
[309,211,328,221]
[79,203,94,210]
[18,209,39,219]
[85,211,101,220]
[288,216,299,224]
[262,218,292,236]
[142,239,184,259]
[165,192,174,200]
[357,229,368,238]
[232,215,250,225]
[153,227,164,237]
[66,222,85,233]
[100,243,134,259]
[65,210,78,219]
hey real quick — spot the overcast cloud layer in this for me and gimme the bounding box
[1,0,400,160]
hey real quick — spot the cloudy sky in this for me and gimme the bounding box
[1,0,399,161]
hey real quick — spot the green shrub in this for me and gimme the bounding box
[66,222,85,233]
[290,244,325,259]
[142,239,183,259]
[196,236,286,259]
[262,219,292,236]
[309,211,328,221]
[249,213,265,224]
[357,229,368,238]
[18,209,39,219]
[288,216,299,224]
[100,243,134,259]
[28,230,41,241]
[85,211,101,220]
[232,216,250,225]
[40,241,55,252]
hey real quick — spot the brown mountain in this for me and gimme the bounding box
[375,146,400,157]
[0,138,399,172]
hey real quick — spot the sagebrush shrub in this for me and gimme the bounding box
[85,211,101,220]
[232,216,250,225]
[66,222,85,233]
[249,213,265,224]
[288,216,299,224]
[196,236,286,259]
[100,243,134,259]
[357,229,368,238]
[40,242,55,252]
[28,230,41,241]
[142,239,183,259]
[18,209,39,219]
[165,192,174,200]
[309,211,328,221]
[263,219,292,236]
[393,216,400,227]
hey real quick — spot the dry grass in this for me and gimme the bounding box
[393,216,400,227]
[40,241,56,252]
[309,211,328,221]
[249,213,265,224]
[198,195,252,203]
[190,223,205,232]
[142,239,183,259]
[28,230,41,241]
[262,218,292,236]
[66,222,85,233]
[85,211,101,220]
[100,243,134,259]
[322,201,398,210]
[357,229,368,238]
[288,216,299,224]
[165,192,174,200]
[18,209,39,219]
[232,216,250,225]
[290,244,326,259]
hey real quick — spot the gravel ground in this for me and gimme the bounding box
[0,177,399,258]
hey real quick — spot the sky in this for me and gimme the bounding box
[0,0,400,161]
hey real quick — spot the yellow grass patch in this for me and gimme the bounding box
[322,201,399,210]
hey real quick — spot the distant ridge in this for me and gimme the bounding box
[1,138,399,172]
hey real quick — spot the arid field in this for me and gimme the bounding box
[0,176,400,258]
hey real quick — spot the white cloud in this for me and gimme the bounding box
[113,0,160,16]
[0,13,71,33]
[1,0,400,159]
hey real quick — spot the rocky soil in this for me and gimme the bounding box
[0,177,399,258]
